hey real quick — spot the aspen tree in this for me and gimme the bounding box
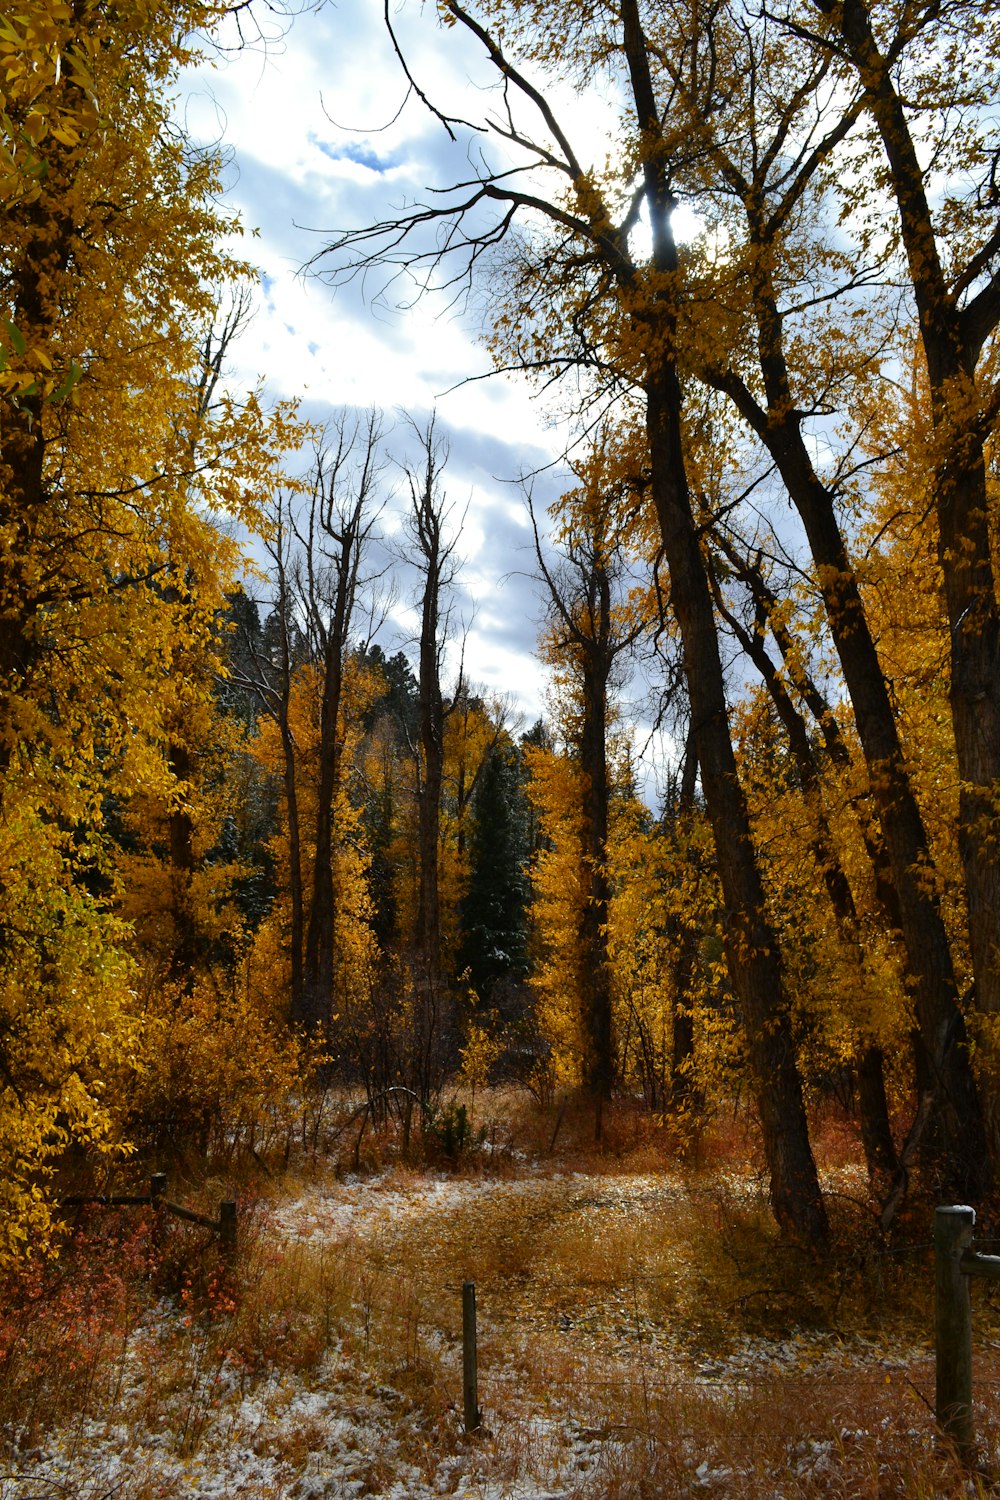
[529,442,648,1132]
[0,0,294,1258]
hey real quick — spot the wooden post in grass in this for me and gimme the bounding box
[462,1281,480,1434]
[219,1200,237,1255]
[935,1204,975,1458]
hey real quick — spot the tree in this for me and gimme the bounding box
[529,440,648,1129]
[704,536,897,1180]
[319,0,828,1244]
[458,735,531,1004]
[0,0,294,1259]
[299,418,386,1036]
[235,418,387,1035]
[404,417,466,1100]
[650,0,989,1196]
[229,493,311,1012]
[807,0,1000,1055]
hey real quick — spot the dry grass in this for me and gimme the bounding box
[2,1092,999,1497]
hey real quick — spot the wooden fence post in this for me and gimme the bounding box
[462,1280,480,1434]
[935,1204,975,1458]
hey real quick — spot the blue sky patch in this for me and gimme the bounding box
[309,135,393,173]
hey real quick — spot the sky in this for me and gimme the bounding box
[180,0,595,735]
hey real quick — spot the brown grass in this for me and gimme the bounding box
[2,1090,999,1497]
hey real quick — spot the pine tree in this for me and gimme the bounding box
[458,738,531,1005]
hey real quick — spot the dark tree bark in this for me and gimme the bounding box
[646,367,826,1243]
[810,0,1000,1121]
[406,419,463,1101]
[621,0,827,1244]
[528,470,646,1135]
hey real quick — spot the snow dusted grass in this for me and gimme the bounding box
[2,1095,1000,1496]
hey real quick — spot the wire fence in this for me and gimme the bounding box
[49,1165,1000,1460]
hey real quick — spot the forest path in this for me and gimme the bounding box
[269,1158,919,1389]
[1,1158,955,1500]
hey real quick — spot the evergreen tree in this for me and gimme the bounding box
[458,738,531,1004]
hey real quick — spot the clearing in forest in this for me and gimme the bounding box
[1,1099,997,1499]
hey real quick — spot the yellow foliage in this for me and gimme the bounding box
[0,800,139,1262]
[524,744,589,1094]
[0,0,301,1262]
[127,973,307,1158]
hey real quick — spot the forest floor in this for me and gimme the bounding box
[2,1092,999,1498]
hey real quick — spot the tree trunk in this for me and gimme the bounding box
[711,565,899,1180]
[580,653,614,1129]
[646,373,827,1245]
[822,0,1000,1033]
[619,0,826,1245]
[409,427,454,1103]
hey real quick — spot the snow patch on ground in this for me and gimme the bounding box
[0,1162,939,1498]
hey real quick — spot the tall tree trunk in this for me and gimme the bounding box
[646,372,827,1245]
[528,475,644,1134]
[711,222,989,1200]
[621,0,827,1245]
[408,421,459,1102]
[816,0,1000,1129]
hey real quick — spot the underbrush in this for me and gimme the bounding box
[1,1093,998,1497]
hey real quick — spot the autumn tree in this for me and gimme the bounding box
[708,546,898,1182]
[319,0,828,1242]
[234,418,387,1035]
[806,0,1000,1065]
[0,0,297,1257]
[529,444,648,1130]
[639,0,991,1197]
[298,418,387,1036]
[228,496,311,1010]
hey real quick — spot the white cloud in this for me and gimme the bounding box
[177,3,667,786]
